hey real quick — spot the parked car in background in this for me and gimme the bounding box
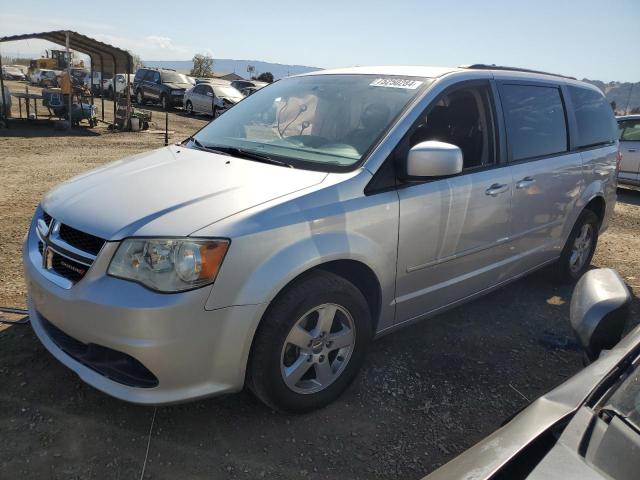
[230,79,267,91]
[38,69,61,87]
[2,65,26,81]
[183,83,244,116]
[424,268,637,480]
[133,68,192,110]
[24,65,619,413]
[103,73,133,99]
[195,77,230,85]
[240,86,259,97]
[617,115,640,186]
[9,64,28,75]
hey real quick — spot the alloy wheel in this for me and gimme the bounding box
[280,303,356,394]
[569,223,594,273]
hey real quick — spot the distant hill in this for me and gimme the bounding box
[583,79,640,115]
[143,59,319,80]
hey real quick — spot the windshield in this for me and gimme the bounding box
[213,85,243,99]
[192,74,430,169]
[161,71,189,84]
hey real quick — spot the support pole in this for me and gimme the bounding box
[126,56,131,130]
[0,49,8,128]
[90,56,94,109]
[99,54,105,122]
[110,53,117,126]
[66,31,72,129]
[25,84,30,118]
[164,111,168,146]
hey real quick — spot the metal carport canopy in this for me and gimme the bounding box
[0,30,134,73]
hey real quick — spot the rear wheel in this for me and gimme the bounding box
[248,271,372,413]
[556,209,599,282]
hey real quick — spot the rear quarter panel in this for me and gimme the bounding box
[574,144,618,235]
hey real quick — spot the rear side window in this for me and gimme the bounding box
[619,119,640,142]
[568,86,617,148]
[501,84,567,161]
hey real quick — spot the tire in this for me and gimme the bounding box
[212,105,218,118]
[160,94,169,111]
[555,209,599,282]
[248,271,372,413]
[136,90,145,105]
[186,100,194,115]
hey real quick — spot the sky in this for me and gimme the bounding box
[0,0,638,82]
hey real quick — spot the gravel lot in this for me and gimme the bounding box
[1,80,639,479]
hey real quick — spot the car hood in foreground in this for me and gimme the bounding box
[423,323,640,480]
[42,145,327,240]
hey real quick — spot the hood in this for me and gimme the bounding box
[42,145,327,240]
[163,82,190,90]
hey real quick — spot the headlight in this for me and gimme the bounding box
[171,90,183,95]
[108,238,229,292]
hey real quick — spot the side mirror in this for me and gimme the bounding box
[406,141,463,178]
[570,268,631,362]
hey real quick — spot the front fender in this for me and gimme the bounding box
[205,230,390,311]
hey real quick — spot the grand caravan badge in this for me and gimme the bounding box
[369,78,423,89]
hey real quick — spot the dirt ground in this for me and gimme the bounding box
[1,79,639,479]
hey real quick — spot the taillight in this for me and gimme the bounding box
[616,148,623,173]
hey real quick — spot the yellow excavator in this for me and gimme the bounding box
[28,50,85,85]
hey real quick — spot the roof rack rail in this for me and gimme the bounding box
[461,64,576,80]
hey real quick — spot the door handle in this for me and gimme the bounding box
[516,176,536,189]
[485,183,509,196]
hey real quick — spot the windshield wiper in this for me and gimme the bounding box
[183,138,293,168]
[204,144,294,168]
[183,137,232,156]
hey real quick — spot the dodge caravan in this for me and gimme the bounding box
[24,65,619,412]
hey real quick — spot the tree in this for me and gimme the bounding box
[256,72,274,83]
[129,52,144,71]
[190,54,214,77]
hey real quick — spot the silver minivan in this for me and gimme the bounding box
[24,65,619,412]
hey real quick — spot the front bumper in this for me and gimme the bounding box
[23,220,264,405]
[170,94,184,106]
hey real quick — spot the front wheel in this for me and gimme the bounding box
[136,90,145,105]
[160,94,169,111]
[185,100,194,115]
[248,271,372,413]
[556,209,599,282]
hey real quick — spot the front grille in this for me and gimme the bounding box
[35,209,106,285]
[42,211,52,226]
[50,252,88,283]
[40,315,159,388]
[59,224,105,256]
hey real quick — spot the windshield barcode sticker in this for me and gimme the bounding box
[370,78,423,89]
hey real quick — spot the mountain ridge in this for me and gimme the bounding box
[143,59,319,80]
[142,59,639,113]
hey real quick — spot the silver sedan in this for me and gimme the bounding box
[183,83,244,117]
